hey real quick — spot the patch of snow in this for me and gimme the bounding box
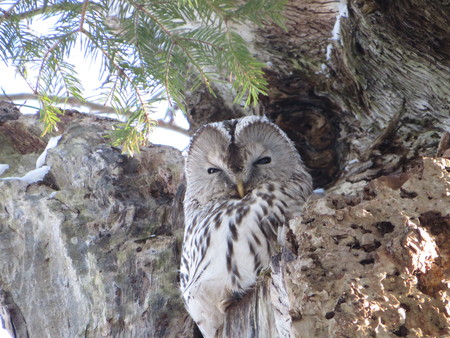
[325,44,334,61]
[0,328,12,338]
[312,188,326,198]
[36,135,62,168]
[1,166,50,184]
[332,1,348,42]
[0,135,60,185]
[344,158,360,171]
[326,0,349,61]
[0,314,12,338]
[313,188,325,194]
[0,164,9,176]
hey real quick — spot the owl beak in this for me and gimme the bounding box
[236,180,245,198]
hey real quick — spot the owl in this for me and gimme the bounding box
[179,116,313,337]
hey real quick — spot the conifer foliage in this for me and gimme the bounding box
[0,0,286,153]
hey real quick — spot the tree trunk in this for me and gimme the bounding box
[0,0,449,337]
[0,109,191,337]
[186,0,450,336]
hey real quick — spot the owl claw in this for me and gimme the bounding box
[218,291,243,313]
[258,267,272,277]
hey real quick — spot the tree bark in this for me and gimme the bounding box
[0,0,449,337]
[0,109,191,337]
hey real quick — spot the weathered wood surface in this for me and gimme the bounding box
[0,110,192,337]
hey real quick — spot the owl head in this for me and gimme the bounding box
[184,116,306,206]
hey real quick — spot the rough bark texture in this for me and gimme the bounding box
[0,109,191,337]
[1,0,449,337]
[286,157,450,337]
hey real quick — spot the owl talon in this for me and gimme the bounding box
[218,291,243,313]
[258,267,272,277]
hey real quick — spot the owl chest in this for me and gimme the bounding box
[186,197,286,291]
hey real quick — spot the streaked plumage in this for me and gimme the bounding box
[180,116,312,337]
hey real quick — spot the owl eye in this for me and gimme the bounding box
[254,157,271,165]
[207,167,222,174]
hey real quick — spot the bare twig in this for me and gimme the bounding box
[78,0,90,32]
[0,93,113,112]
[156,119,189,136]
[0,93,190,136]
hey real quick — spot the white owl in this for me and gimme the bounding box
[180,116,313,337]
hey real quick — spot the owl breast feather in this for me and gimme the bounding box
[180,178,309,298]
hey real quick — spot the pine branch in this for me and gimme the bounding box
[129,1,213,105]
[0,0,287,153]
[0,2,101,24]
